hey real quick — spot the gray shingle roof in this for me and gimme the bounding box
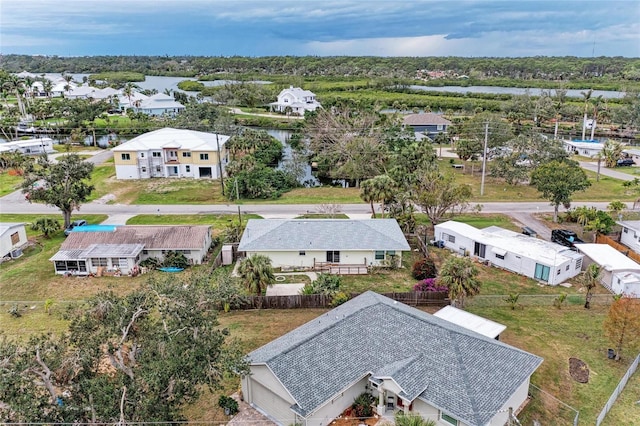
[249,292,542,426]
[238,219,410,252]
[403,113,452,126]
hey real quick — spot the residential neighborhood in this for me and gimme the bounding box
[1,53,640,426]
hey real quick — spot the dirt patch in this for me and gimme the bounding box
[330,406,381,426]
[569,357,589,383]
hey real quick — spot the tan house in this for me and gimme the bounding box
[243,292,542,426]
[0,222,28,259]
[112,128,229,179]
[50,225,211,275]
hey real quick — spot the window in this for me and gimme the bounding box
[534,263,551,282]
[375,251,385,260]
[140,153,145,158]
[185,165,191,173]
[121,153,130,160]
[10,232,19,245]
[142,250,148,255]
[386,250,396,256]
[442,233,455,243]
[437,124,444,131]
[440,412,458,426]
[473,242,486,258]
[566,264,570,271]
[576,258,583,270]
[495,253,505,260]
[169,150,177,157]
[200,153,209,160]
[182,152,191,158]
[152,152,161,157]
[326,251,340,263]
[141,167,147,173]
[624,227,628,233]
[91,258,108,267]
[299,251,306,256]
[557,269,561,275]
[156,166,161,173]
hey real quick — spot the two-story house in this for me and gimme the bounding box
[112,128,229,180]
[132,93,185,117]
[269,86,321,116]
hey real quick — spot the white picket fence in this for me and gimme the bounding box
[595,352,640,425]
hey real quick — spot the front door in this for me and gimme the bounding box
[326,251,340,263]
[534,263,550,282]
[474,242,486,258]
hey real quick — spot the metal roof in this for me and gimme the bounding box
[576,243,640,271]
[249,292,542,426]
[433,306,506,339]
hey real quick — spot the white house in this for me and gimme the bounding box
[111,127,229,180]
[50,225,211,276]
[132,93,185,117]
[269,86,321,116]
[243,291,542,426]
[617,220,640,256]
[118,91,149,110]
[434,221,584,285]
[238,219,410,270]
[0,138,55,155]
[576,243,640,297]
[563,139,604,157]
[0,223,28,259]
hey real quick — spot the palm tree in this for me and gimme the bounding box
[122,82,136,111]
[601,139,624,168]
[591,151,604,182]
[237,254,275,295]
[580,89,593,140]
[394,412,436,426]
[360,175,395,218]
[31,218,61,238]
[608,200,626,217]
[580,263,601,309]
[438,256,481,308]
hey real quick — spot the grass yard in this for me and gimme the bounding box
[425,213,520,231]
[468,304,636,425]
[0,172,23,197]
[126,213,262,230]
[259,186,363,204]
[601,368,640,426]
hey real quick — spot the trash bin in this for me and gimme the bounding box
[607,349,615,359]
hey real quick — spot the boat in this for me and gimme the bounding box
[158,266,184,273]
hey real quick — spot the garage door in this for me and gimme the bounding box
[250,379,295,426]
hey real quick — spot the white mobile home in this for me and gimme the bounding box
[563,139,604,157]
[0,222,28,259]
[576,243,640,297]
[434,221,584,285]
[617,220,640,255]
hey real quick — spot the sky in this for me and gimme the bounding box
[1,0,639,58]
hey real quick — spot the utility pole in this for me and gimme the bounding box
[480,122,489,196]
[215,133,225,193]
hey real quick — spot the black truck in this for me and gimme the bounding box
[551,229,584,248]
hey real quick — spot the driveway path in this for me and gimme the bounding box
[578,161,636,181]
[506,212,553,241]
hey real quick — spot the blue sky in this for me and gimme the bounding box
[1,0,639,57]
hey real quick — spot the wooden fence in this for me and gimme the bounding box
[237,291,449,310]
[595,234,640,263]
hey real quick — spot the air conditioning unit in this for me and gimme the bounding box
[10,249,23,259]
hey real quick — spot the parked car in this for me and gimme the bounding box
[617,158,634,167]
[521,227,537,237]
[551,229,584,248]
[64,219,87,236]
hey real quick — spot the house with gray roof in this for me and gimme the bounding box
[50,225,211,275]
[403,113,452,139]
[238,219,410,270]
[242,291,542,426]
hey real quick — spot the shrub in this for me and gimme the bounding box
[218,395,239,415]
[312,274,342,296]
[351,392,375,419]
[162,251,189,269]
[139,257,161,269]
[330,291,350,307]
[412,257,437,280]
[413,278,447,292]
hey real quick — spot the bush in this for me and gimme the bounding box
[412,257,437,280]
[330,291,350,307]
[352,392,375,419]
[413,278,447,292]
[218,395,239,415]
[139,257,161,269]
[312,274,342,295]
[162,251,189,269]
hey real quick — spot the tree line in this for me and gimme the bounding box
[3,54,640,81]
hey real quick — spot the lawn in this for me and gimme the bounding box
[0,172,23,197]
[467,304,636,425]
[126,213,262,231]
